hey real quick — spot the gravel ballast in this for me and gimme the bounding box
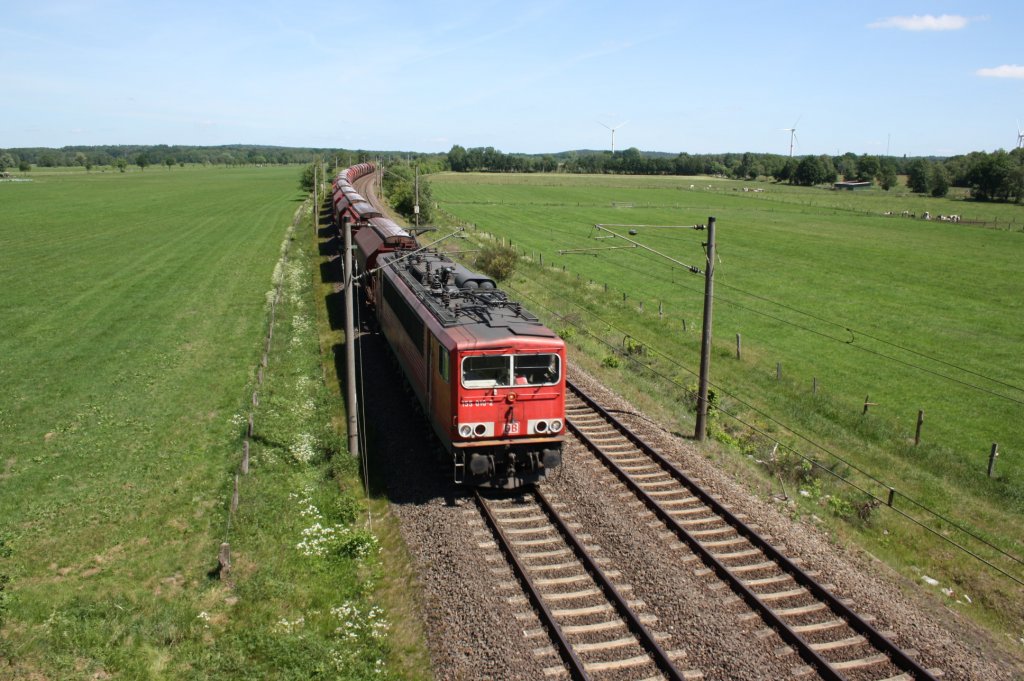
[355,298,1021,679]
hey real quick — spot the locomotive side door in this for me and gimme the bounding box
[425,334,432,407]
[428,334,453,447]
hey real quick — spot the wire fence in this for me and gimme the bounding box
[217,196,309,580]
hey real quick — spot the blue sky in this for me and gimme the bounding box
[2,1,1022,156]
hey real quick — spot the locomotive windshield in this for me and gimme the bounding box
[461,353,560,389]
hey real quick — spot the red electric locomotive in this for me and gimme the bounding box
[336,162,566,487]
[366,247,566,488]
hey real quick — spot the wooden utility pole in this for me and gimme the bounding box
[343,216,360,459]
[414,165,420,229]
[695,217,716,441]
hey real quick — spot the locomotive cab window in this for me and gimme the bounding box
[461,353,560,389]
[461,355,511,389]
[513,354,560,386]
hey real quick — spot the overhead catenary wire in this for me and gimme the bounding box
[353,227,466,282]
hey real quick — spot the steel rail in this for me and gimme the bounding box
[477,488,691,681]
[566,379,938,681]
[532,486,689,681]
[475,490,591,681]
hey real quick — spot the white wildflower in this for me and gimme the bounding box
[290,432,317,463]
[276,616,305,633]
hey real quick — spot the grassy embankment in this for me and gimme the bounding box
[0,166,427,679]
[429,171,1024,644]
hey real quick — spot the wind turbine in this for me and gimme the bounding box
[599,120,628,154]
[1018,120,1024,149]
[781,117,801,157]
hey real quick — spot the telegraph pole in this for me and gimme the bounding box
[695,216,716,441]
[342,215,360,459]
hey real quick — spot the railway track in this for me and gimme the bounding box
[476,488,703,680]
[565,379,942,681]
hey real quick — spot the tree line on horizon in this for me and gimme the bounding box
[445,144,1024,203]
[3,142,1022,203]
[0,145,380,174]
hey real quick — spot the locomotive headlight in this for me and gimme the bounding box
[459,422,494,438]
[528,418,563,435]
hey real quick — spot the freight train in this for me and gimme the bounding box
[332,163,565,488]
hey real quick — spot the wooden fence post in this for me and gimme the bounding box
[914,409,924,446]
[218,543,231,577]
[736,333,741,360]
[988,443,999,477]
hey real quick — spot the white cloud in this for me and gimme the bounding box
[976,65,1024,79]
[867,14,969,31]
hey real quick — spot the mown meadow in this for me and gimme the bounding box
[429,171,1024,641]
[0,167,422,678]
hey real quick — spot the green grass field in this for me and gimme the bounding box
[0,167,418,678]
[429,171,1024,637]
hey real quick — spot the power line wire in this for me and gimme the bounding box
[503,281,1024,583]
[583,225,1024,398]
[714,277,1024,395]
[561,248,1024,406]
